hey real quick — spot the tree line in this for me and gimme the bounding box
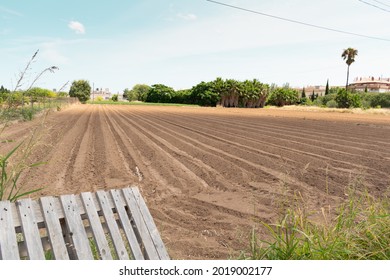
[0,85,68,108]
[121,78,276,108]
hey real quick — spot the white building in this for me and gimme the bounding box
[349,77,390,93]
[91,88,111,101]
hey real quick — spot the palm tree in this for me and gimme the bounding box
[341,47,358,90]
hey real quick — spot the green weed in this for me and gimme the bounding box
[240,184,389,260]
[0,122,46,202]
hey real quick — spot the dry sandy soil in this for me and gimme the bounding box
[1,104,390,259]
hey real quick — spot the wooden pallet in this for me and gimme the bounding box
[0,187,169,260]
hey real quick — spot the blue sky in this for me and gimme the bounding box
[1,0,389,93]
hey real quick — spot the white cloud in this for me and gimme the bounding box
[177,13,197,21]
[68,21,86,34]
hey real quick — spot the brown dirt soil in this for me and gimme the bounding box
[1,104,390,259]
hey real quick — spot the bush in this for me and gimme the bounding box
[335,89,362,108]
[326,100,338,108]
[361,99,371,110]
[312,98,323,107]
[111,94,118,102]
[267,88,299,107]
[299,97,308,105]
[370,93,390,108]
[318,93,337,106]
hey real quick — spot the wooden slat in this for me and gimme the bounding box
[40,196,69,260]
[110,189,144,260]
[11,192,119,229]
[0,200,19,260]
[122,188,160,260]
[60,194,93,260]
[80,192,112,260]
[96,190,129,260]
[17,199,45,260]
[130,187,170,260]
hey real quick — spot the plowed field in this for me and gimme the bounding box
[1,104,390,259]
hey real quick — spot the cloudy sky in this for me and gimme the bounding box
[1,0,389,93]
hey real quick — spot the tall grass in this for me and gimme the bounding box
[240,182,389,260]
[0,120,46,201]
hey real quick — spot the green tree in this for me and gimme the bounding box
[128,84,150,102]
[224,79,241,107]
[69,80,91,103]
[146,84,175,103]
[240,79,269,108]
[0,86,10,103]
[310,90,316,102]
[122,88,129,100]
[301,87,306,98]
[111,94,118,102]
[335,88,362,108]
[300,87,308,105]
[0,85,10,94]
[171,89,191,104]
[325,79,329,95]
[267,88,299,107]
[190,81,219,106]
[341,48,358,90]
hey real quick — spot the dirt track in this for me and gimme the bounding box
[1,104,390,259]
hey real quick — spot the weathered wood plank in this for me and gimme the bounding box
[40,196,69,260]
[96,190,129,260]
[81,192,112,260]
[60,194,93,260]
[0,200,19,260]
[11,191,119,229]
[130,187,170,260]
[122,188,160,260]
[17,199,45,260]
[110,189,144,260]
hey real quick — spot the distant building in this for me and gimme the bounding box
[294,85,338,97]
[304,85,327,97]
[349,76,390,93]
[90,88,126,101]
[91,88,111,100]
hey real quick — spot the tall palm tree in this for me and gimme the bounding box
[341,47,358,90]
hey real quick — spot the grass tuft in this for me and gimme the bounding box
[240,185,389,260]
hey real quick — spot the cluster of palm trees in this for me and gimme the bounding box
[211,77,270,108]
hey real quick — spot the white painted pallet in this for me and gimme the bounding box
[0,187,169,260]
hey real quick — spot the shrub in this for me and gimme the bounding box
[111,94,118,102]
[370,93,390,108]
[312,98,323,107]
[335,89,362,108]
[326,100,338,108]
[361,99,371,110]
[267,88,299,107]
[318,93,337,106]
